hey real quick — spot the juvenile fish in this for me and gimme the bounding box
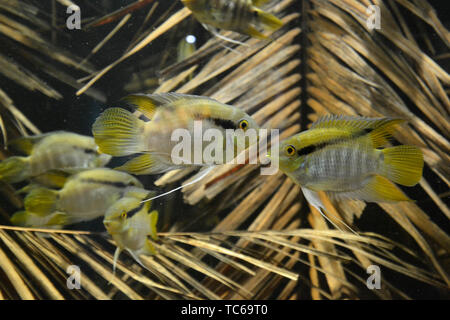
[0,131,111,183]
[271,115,424,212]
[10,168,152,228]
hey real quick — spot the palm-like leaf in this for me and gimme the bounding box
[0,0,448,299]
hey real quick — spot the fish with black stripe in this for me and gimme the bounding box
[0,131,111,184]
[103,196,159,273]
[10,168,154,229]
[181,0,283,40]
[92,93,259,175]
[270,115,424,214]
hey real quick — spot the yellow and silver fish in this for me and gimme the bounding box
[92,93,259,175]
[104,196,158,273]
[0,131,111,183]
[10,168,151,228]
[181,0,283,40]
[271,116,424,213]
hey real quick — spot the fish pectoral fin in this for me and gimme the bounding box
[127,248,152,272]
[144,238,157,255]
[115,153,174,175]
[47,212,69,227]
[331,175,411,202]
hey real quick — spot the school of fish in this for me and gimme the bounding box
[0,2,425,273]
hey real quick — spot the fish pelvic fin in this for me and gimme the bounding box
[242,25,267,39]
[92,108,145,156]
[332,175,411,202]
[254,8,283,31]
[381,146,423,186]
[115,153,175,175]
[0,156,30,183]
[24,187,58,216]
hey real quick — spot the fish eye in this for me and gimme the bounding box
[285,145,296,156]
[239,119,249,131]
[120,211,127,219]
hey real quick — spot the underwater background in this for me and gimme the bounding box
[0,0,449,299]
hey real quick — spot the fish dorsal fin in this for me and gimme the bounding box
[311,115,405,148]
[121,94,160,120]
[122,93,211,120]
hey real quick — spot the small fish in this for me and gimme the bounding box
[103,196,159,273]
[92,93,259,175]
[10,168,151,228]
[271,115,424,214]
[0,131,111,184]
[181,0,283,40]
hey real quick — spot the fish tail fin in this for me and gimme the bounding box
[381,146,423,186]
[254,8,283,31]
[92,108,145,156]
[0,156,30,183]
[10,211,32,226]
[24,187,58,216]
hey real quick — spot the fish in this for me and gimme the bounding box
[181,0,283,40]
[10,168,152,228]
[0,131,111,184]
[103,196,159,273]
[271,115,424,214]
[92,93,259,175]
[177,35,196,63]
